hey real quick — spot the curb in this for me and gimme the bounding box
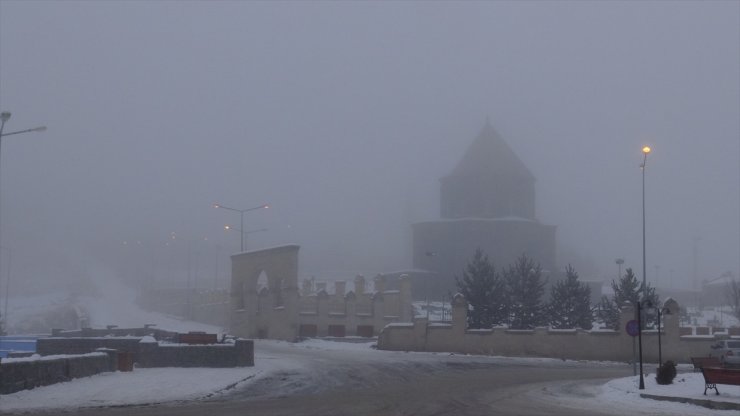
[640,393,740,411]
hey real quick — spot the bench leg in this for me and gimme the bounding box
[704,383,719,395]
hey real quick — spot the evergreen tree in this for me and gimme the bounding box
[599,267,660,329]
[596,294,620,330]
[548,264,592,329]
[455,249,507,328]
[504,254,546,329]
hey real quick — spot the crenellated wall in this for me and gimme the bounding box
[378,295,723,363]
[229,246,413,341]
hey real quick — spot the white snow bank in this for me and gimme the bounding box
[602,371,740,405]
[0,367,262,411]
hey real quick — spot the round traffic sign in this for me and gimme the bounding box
[625,319,640,337]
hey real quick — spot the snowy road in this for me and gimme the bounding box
[5,339,730,416]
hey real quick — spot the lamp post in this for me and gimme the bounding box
[212,203,269,251]
[169,232,209,319]
[656,305,670,366]
[223,226,268,251]
[641,146,651,300]
[637,300,646,390]
[615,258,624,280]
[0,112,46,333]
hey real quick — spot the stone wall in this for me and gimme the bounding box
[378,295,722,364]
[37,337,143,359]
[52,327,178,340]
[137,339,253,367]
[37,336,254,368]
[0,352,113,394]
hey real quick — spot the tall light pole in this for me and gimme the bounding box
[169,232,209,319]
[0,112,46,333]
[223,226,268,251]
[641,146,651,300]
[212,203,269,251]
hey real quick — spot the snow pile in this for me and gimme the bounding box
[602,371,740,405]
[0,367,262,411]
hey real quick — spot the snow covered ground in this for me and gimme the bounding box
[1,339,737,414]
[2,273,738,414]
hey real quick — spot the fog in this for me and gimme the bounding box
[0,1,738,297]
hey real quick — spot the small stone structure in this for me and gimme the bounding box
[0,351,114,394]
[230,245,413,341]
[37,327,254,368]
[378,295,724,363]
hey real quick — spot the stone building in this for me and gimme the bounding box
[412,122,556,299]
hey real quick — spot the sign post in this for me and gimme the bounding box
[626,319,639,375]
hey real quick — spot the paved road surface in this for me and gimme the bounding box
[17,341,639,416]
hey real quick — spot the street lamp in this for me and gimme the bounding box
[615,258,624,280]
[0,112,46,333]
[636,299,669,389]
[641,146,651,301]
[212,203,269,251]
[637,300,647,390]
[169,232,209,319]
[223,226,268,251]
[656,304,671,366]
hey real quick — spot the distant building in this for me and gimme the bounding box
[412,122,557,299]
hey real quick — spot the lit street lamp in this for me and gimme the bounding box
[641,145,651,300]
[212,203,269,251]
[223,225,268,251]
[0,112,46,333]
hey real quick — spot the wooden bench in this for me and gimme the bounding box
[701,367,740,395]
[691,356,721,372]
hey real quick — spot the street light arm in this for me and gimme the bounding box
[213,203,269,213]
[0,126,47,137]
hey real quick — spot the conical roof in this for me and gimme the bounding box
[443,121,534,181]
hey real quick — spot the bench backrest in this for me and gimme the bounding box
[702,367,740,385]
[691,356,721,368]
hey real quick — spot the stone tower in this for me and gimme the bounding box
[411,122,556,299]
[440,121,535,220]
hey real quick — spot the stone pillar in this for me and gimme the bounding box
[399,274,412,322]
[235,339,255,366]
[334,281,346,297]
[317,290,329,336]
[354,275,365,295]
[372,292,385,331]
[451,293,467,337]
[96,348,119,372]
[345,292,357,334]
[374,274,386,293]
[301,279,313,296]
[283,286,300,341]
[136,340,158,368]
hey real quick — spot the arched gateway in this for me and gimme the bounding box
[230,245,300,340]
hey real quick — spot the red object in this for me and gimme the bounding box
[176,332,218,344]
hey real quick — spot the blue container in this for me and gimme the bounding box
[0,336,38,358]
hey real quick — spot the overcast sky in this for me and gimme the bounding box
[0,1,738,295]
